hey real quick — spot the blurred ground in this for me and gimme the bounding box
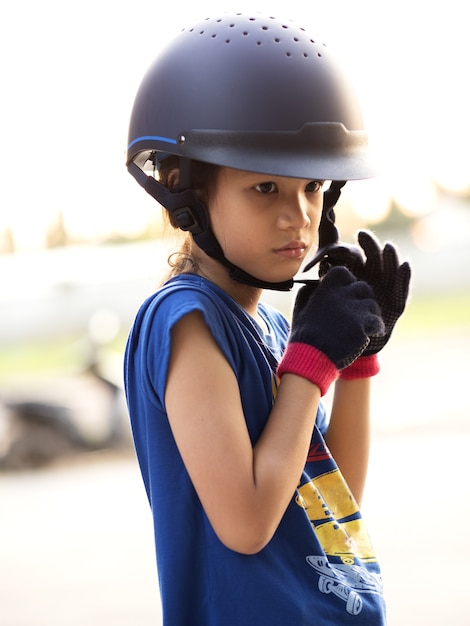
[1,323,469,625]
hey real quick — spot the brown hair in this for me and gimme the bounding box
[158,157,220,278]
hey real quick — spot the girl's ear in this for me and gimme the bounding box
[167,168,180,190]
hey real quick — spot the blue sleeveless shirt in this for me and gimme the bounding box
[124,274,386,625]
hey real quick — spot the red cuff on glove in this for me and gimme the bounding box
[339,354,380,380]
[277,342,339,396]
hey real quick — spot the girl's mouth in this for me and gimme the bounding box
[275,242,307,258]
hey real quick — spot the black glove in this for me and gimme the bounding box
[308,231,411,355]
[278,266,385,395]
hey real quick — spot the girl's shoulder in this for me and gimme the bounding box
[130,273,270,349]
[136,273,240,329]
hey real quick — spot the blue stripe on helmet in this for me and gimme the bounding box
[127,135,178,150]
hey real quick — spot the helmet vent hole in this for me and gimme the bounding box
[183,16,328,63]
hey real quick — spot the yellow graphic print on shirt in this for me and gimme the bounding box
[296,469,377,565]
[297,463,383,617]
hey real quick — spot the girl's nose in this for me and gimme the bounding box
[277,195,312,230]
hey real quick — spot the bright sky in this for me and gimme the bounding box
[1,0,469,249]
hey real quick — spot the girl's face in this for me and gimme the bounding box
[207,167,325,285]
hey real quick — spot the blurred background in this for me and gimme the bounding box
[1,0,469,624]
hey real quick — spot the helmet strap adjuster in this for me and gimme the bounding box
[172,206,203,235]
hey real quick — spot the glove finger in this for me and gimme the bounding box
[358,231,383,278]
[382,243,400,286]
[392,262,411,313]
[382,242,399,271]
[399,261,411,297]
[348,278,376,302]
[323,244,363,266]
[375,244,398,295]
[365,309,386,337]
[353,293,386,338]
[320,265,357,288]
[348,281,385,336]
[319,256,364,279]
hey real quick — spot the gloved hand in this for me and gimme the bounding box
[278,266,385,395]
[315,231,411,356]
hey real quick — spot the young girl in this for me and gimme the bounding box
[124,13,410,625]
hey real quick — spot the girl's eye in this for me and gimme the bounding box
[306,180,324,193]
[255,182,277,194]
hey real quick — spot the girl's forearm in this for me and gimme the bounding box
[324,377,372,505]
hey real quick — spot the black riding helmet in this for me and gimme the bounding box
[127,13,376,290]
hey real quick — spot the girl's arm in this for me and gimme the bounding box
[324,377,372,505]
[165,310,321,555]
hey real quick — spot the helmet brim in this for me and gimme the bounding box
[129,122,377,181]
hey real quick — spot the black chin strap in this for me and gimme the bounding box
[128,161,345,291]
[301,180,346,274]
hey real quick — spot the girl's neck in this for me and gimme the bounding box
[193,253,263,319]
